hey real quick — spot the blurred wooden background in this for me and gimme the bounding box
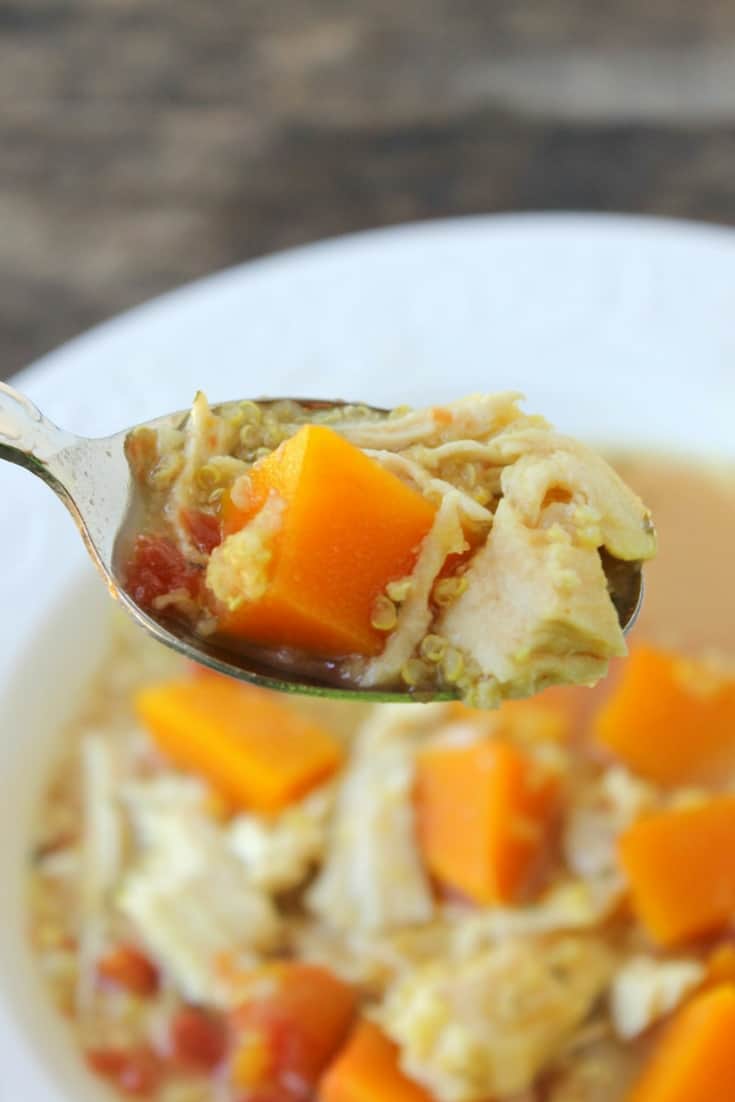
[3,0,735,379]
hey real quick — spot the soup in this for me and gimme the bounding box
[615,454,735,654]
[28,452,735,1102]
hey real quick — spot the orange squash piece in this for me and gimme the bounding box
[135,676,342,813]
[217,424,436,657]
[229,963,357,1092]
[595,645,735,785]
[320,1020,435,1102]
[626,985,735,1102]
[705,944,735,989]
[619,795,735,946]
[414,738,560,904]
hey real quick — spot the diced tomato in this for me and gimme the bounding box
[229,964,357,1097]
[85,1047,161,1096]
[231,1011,309,1100]
[182,509,222,555]
[124,534,200,610]
[169,1005,227,1070]
[244,1013,313,1099]
[97,944,159,997]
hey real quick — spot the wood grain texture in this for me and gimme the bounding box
[3,0,735,378]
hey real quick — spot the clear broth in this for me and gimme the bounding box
[615,453,735,656]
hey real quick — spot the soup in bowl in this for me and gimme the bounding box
[2,215,735,1102]
[17,448,735,1102]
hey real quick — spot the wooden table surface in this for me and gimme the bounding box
[3,0,735,380]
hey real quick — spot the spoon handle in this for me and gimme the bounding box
[0,382,77,479]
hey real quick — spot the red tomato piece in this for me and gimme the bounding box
[97,944,159,997]
[169,1005,227,1070]
[182,509,222,555]
[85,1047,161,1096]
[237,1011,312,1099]
[229,963,357,1095]
[124,534,200,610]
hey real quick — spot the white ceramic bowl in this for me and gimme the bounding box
[2,213,735,1102]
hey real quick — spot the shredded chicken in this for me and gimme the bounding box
[378,936,614,1101]
[228,784,334,894]
[365,449,494,527]
[118,807,281,1005]
[451,879,625,955]
[121,775,211,848]
[308,707,439,933]
[168,392,239,562]
[610,955,705,1040]
[80,736,126,910]
[78,735,126,1012]
[337,392,533,451]
[564,767,658,882]
[126,423,186,492]
[206,491,285,609]
[293,918,454,995]
[439,497,626,699]
[357,492,467,687]
[496,430,656,562]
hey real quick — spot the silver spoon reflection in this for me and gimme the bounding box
[0,382,644,701]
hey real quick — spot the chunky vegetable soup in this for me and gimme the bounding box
[121,394,656,707]
[29,451,735,1101]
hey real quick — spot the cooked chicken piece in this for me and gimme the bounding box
[228,784,334,894]
[293,917,454,995]
[77,735,127,1012]
[498,432,656,562]
[451,878,625,954]
[337,392,534,451]
[122,775,211,847]
[365,449,494,526]
[126,422,186,492]
[118,808,281,1005]
[81,736,126,911]
[403,421,653,703]
[439,498,626,700]
[610,955,704,1040]
[378,935,614,1101]
[307,706,440,933]
[168,391,239,561]
[206,491,285,609]
[358,492,466,688]
[564,767,658,882]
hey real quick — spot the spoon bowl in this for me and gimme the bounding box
[0,381,644,701]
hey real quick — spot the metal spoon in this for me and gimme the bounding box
[0,381,644,701]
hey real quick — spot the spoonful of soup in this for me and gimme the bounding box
[0,383,656,706]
